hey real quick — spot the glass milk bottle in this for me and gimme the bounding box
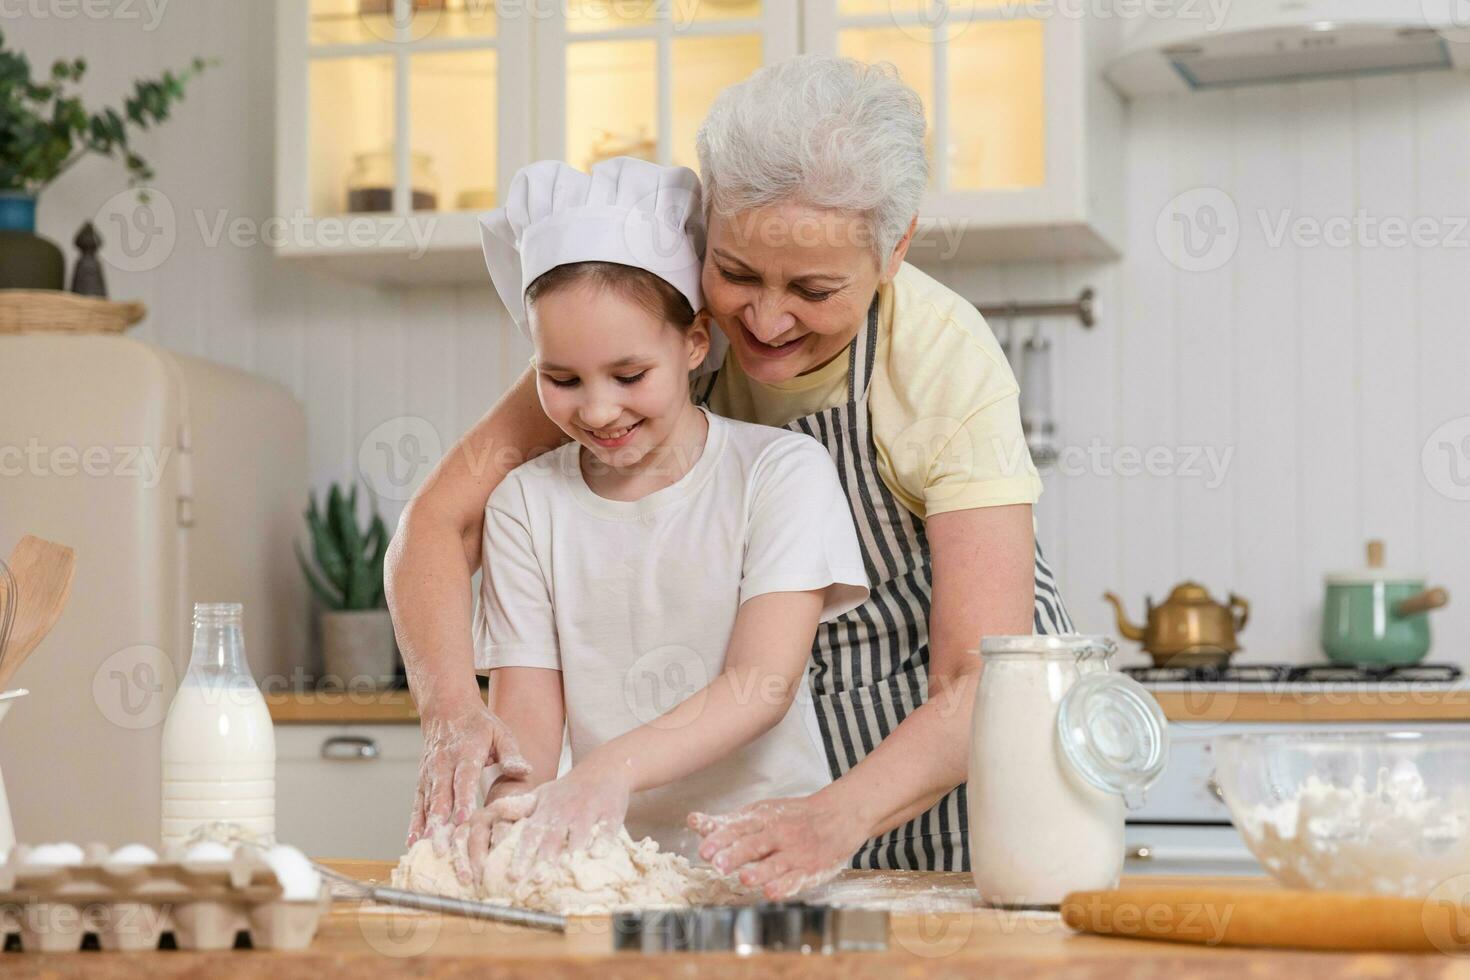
[968,634,1167,908]
[160,603,276,849]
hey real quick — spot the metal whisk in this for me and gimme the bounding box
[184,823,566,933]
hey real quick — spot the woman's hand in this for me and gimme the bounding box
[688,791,868,900]
[407,697,531,854]
[452,760,633,885]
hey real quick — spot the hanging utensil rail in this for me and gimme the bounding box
[975,287,1095,328]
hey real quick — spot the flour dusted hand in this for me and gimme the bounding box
[689,794,864,900]
[408,700,532,853]
[449,761,633,885]
[393,819,747,914]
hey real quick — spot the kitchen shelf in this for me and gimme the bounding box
[287,211,1118,287]
[270,210,488,286]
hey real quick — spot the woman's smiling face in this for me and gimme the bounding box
[702,201,899,385]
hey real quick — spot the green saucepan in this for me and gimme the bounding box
[1321,542,1450,666]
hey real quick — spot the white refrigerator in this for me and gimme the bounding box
[0,333,308,846]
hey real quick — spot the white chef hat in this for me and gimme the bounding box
[479,157,705,333]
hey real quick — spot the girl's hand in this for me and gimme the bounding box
[688,792,866,900]
[451,760,632,884]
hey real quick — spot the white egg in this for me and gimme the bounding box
[264,844,321,900]
[182,840,235,863]
[26,842,85,866]
[106,843,159,867]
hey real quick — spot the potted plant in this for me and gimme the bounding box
[0,27,209,288]
[295,483,397,689]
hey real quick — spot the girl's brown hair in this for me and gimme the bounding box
[525,262,696,330]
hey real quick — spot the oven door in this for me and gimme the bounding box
[1124,824,1258,876]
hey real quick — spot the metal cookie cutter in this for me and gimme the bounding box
[611,903,888,954]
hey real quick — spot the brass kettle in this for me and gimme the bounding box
[1102,582,1250,668]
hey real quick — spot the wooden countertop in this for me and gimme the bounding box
[266,686,1470,726]
[5,863,1448,977]
[265,689,419,724]
[1152,685,1470,722]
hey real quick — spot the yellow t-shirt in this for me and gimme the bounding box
[703,263,1041,520]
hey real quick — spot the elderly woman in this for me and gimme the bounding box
[389,54,1071,890]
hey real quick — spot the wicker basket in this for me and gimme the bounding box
[0,289,146,335]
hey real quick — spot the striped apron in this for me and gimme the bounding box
[697,293,1074,871]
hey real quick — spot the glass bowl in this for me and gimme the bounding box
[1212,731,1470,897]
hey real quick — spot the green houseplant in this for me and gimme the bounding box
[0,27,210,288]
[296,484,398,689]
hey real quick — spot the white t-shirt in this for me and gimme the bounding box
[473,408,869,859]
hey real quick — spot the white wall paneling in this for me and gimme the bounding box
[1414,71,1470,675]
[1230,84,1302,663]
[921,77,1470,665]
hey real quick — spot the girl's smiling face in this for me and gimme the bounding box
[529,279,709,473]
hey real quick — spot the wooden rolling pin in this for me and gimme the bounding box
[1061,886,1468,953]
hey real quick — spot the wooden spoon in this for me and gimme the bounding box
[0,536,76,690]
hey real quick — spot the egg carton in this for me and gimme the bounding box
[0,843,331,952]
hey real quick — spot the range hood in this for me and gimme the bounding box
[1106,0,1470,96]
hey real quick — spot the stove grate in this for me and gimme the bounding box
[1122,663,1462,685]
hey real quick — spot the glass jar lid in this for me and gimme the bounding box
[980,633,1117,660]
[1057,671,1169,810]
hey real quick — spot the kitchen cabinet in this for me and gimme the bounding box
[275,723,423,860]
[275,0,533,284]
[273,712,571,860]
[275,0,797,284]
[532,0,798,173]
[801,1,1124,263]
[277,1,1122,283]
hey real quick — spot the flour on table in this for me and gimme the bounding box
[391,820,747,914]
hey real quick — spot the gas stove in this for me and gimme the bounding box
[1122,662,1463,686]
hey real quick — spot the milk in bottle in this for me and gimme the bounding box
[160,603,276,848]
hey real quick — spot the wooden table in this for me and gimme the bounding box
[2,861,1453,977]
[264,686,1470,725]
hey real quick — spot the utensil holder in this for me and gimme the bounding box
[0,689,27,853]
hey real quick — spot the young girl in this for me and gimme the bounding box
[454,158,868,881]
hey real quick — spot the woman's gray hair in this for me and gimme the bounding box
[696,54,928,269]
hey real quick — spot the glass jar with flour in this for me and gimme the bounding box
[160,603,276,849]
[968,634,1167,908]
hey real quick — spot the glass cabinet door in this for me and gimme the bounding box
[409,48,499,212]
[300,0,508,218]
[308,53,396,216]
[810,0,1047,194]
[542,1,796,173]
